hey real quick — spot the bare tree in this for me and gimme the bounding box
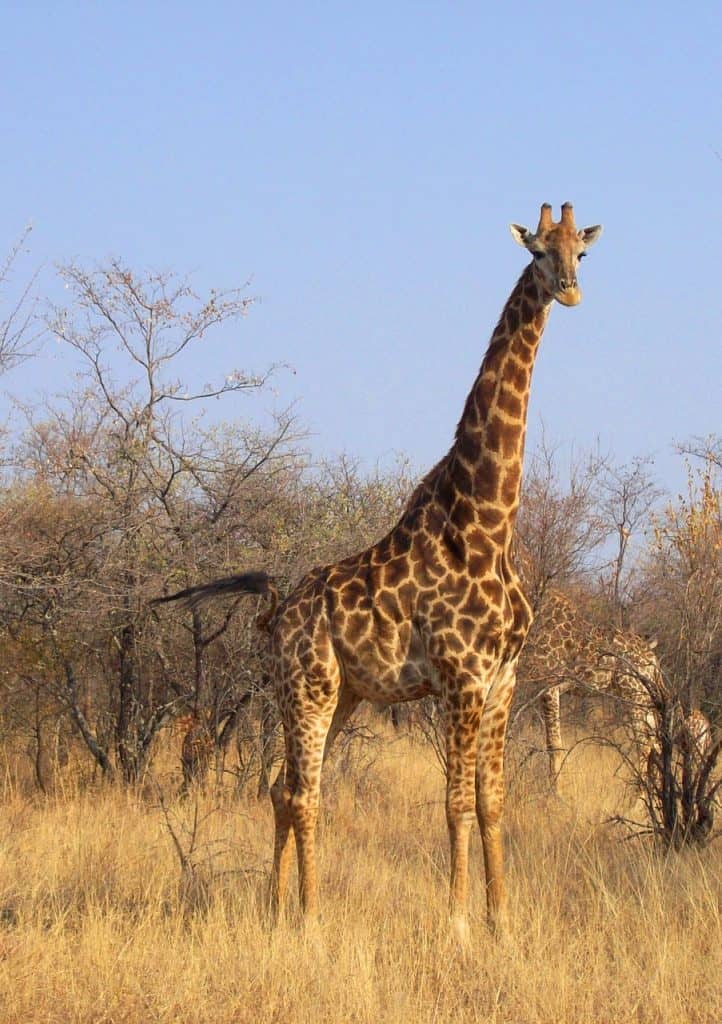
[610,663,721,850]
[636,456,722,717]
[678,433,722,472]
[596,455,662,628]
[0,259,301,785]
[515,434,608,609]
[0,226,41,373]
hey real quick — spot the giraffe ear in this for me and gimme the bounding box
[579,224,603,248]
[510,224,534,248]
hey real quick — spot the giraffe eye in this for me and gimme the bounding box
[577,252,586,261]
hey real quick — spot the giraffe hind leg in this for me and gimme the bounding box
[322,684,362,765]
[269,674,342,922]
[267,689,354,922]
[289,713,336,919]
[268,758,295,922]
[258,697,278,800]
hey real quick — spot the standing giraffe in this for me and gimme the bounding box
[155,203,602,935]
[517,588,662,786]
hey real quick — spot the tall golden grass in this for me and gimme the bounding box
[1,726,720,1023]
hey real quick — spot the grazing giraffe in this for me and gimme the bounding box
[678,707,713,767]
[517,588,662,787]
[650,704,714,778]
[646,704,716,843]
[176,690,265,796]
[177,710,215,796]
[155,203,602,935]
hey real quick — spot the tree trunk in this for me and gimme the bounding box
[63,660,114,777]
[116,618,142,783]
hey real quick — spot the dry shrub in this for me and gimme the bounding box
[638,687,721,849]
[1,730,722,1023]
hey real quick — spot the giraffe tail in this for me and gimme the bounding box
[151,571,280,632]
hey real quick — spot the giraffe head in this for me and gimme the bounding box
[509,202,602,306]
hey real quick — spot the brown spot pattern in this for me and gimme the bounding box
[251,208,601,933]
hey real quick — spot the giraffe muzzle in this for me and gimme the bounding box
[555,283,581,306]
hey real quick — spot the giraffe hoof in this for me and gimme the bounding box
[301,916,327,958]
[450,914,471,947]
[487,910,509,941]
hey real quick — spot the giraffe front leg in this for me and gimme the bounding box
[476,662,516,934]
[445,686,485,943]
[541,686,564,790]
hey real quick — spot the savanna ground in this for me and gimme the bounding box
[1,720,721,1024]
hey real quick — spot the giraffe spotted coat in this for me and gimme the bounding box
[155,203,603,936]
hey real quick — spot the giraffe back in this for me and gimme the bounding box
[520,589,661,703]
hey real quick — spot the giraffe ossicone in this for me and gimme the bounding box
[154,203,602,934]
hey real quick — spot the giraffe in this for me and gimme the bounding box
[154,203,602,935]
[177,710,215,796]
[645,703,716,844]
[517,588,663,787]
[176,690,262,796]
[648,702,713,778]
[678,707,713,768]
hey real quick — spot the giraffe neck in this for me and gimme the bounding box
[446,262,552,536]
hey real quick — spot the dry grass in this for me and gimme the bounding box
[1,730,721,1024]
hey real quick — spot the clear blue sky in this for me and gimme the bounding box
[2,2,720,495]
